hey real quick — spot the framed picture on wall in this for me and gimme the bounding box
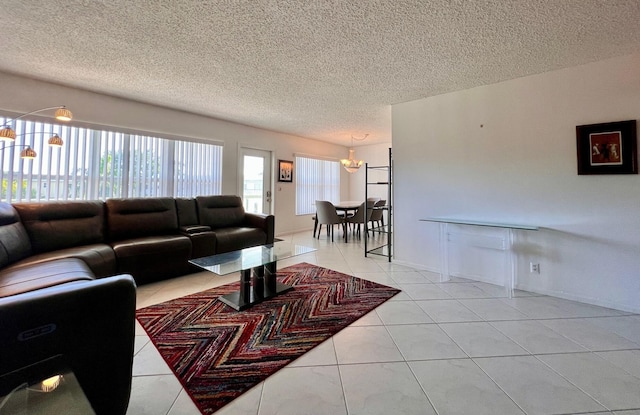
[576,120,637,175]
[278,160,293,182]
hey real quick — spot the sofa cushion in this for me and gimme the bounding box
[106,198,179,241]
[196,195,246,229]
[212,227,267,254]
[0,202,32,268]
[111,235,192,284]
[176,198,199,227]
[7,244,117,278]
[14,201,106,254]
[0,258,94,298]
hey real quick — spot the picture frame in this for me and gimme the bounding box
[278,160,293,182]
[576,120,637,175]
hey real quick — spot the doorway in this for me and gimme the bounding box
[239,147,272,215]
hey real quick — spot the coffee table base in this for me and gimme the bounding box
[219,281,294,311]
[219,260,293,311]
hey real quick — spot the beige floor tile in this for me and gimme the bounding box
[474,355,606,415]
[416,299,483,323]
[259,366,347,415]
[126,375,183,415]
[333,325,404,364]
[410,359,525,415]
[538,352,640,410]
[129,230,640,415]
[489,319,587,354]
[439,322,529,357]
[387,323,467,360]
[340,362,436,415]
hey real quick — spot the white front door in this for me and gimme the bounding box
[239,147,272,214]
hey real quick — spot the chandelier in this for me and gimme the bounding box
[0,106,73,158]
[340,134,368,173]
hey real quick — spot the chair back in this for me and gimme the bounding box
[370,199,386,221]
[348,200,375,224]
[315,201,343,225]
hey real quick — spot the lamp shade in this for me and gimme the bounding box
[54,107,73,121]
[48,134,63,147]
[20,146,37,159]
[0,126,16,141]
[41,374,62,392]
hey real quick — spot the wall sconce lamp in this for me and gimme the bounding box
[0,106,72,159]
[340,134,368,173]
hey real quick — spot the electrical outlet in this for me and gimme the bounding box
[529,262,540,273]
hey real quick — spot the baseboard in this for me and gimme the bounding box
[451,271,639,313]
[444,270,503,286]
[391,263,639,314]
[515,283,640,314]
[275,228,315,237]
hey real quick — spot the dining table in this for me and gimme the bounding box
[333,200,363,216]
[334,201,364,242]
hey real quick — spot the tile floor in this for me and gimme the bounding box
[128,230,640,415]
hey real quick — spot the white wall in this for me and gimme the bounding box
[346,143,393,202]
[0,72,350,236]
[392,53,640,313]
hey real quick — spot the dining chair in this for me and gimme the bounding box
[369,199,386,234]
[364,197,380,231]
[345,200,375,242]
[315,201,346,242]
[312,214,318,237]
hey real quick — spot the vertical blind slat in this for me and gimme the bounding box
[295,156,340,215]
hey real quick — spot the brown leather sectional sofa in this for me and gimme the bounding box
[0,194,274,414]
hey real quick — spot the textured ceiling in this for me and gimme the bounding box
[2,1,640,146]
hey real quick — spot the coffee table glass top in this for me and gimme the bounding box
[189,242,316,275]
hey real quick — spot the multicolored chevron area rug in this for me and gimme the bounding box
[136,262,400,414]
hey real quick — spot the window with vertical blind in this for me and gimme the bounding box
[0,115,223,202]
[295,155,340,215]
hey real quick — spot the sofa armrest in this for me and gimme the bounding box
[245,213,275,244]
[179,225,212,235]
[0,274,137,415]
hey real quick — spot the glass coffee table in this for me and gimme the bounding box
[189,242,316,311]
